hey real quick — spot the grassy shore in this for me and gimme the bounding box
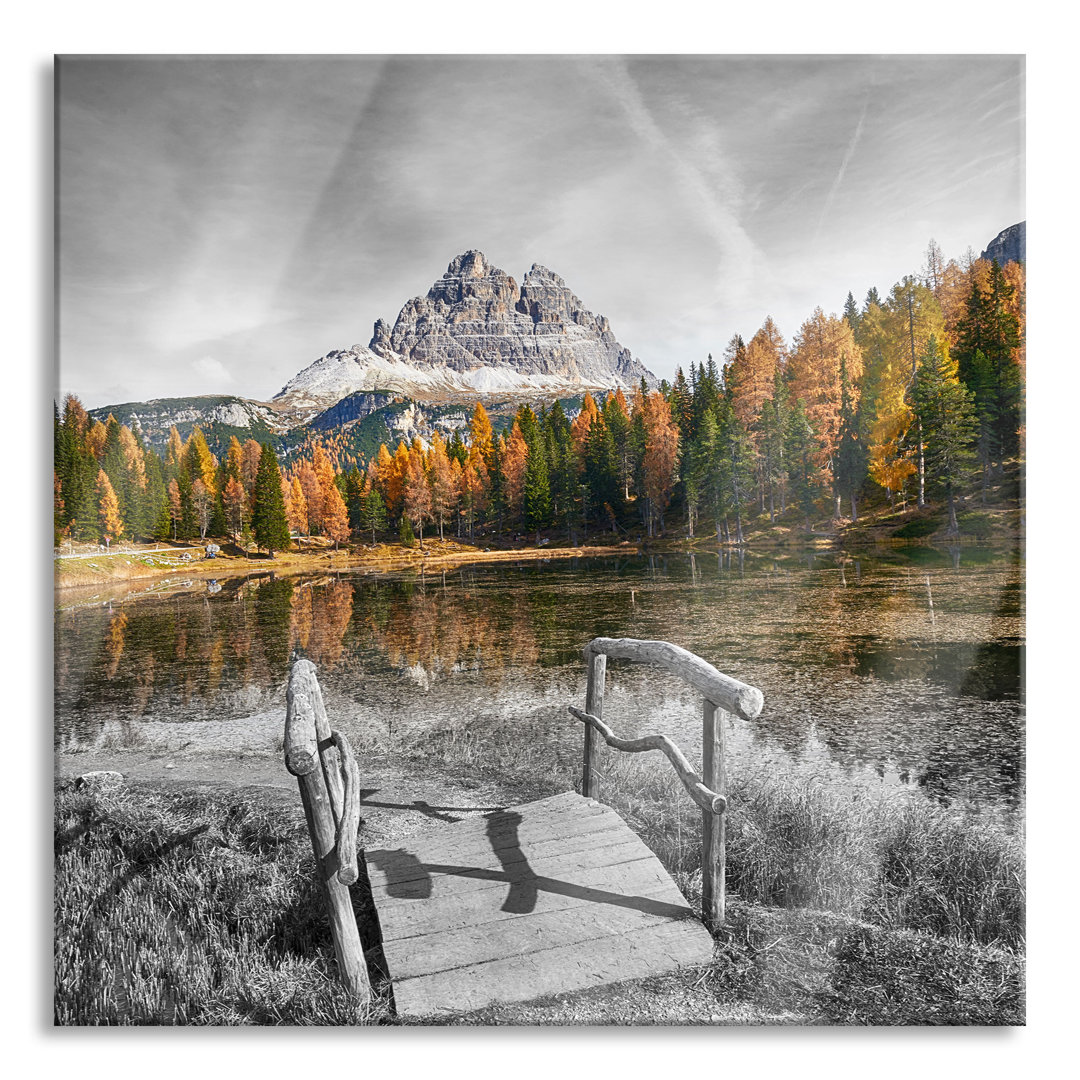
[55,746,1024,1026]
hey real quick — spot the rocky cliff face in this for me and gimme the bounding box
[981,221,1026,266]
[274,251,655,409]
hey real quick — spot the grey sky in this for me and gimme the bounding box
[58,55,1024,410]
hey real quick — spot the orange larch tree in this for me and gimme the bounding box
[642,391,679,537]
[787,308,864,494]
[297,461,322,534]
[429,432,457,540]
[322,478,351,550]
[469,402,494,465]
[96,469,123,546]
[502,420,528,523]
[288,475,308,536]
[403,444,433,546]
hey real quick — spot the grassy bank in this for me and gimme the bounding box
[55,755,1024,1025]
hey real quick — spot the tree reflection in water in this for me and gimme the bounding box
[54,547,1023,814]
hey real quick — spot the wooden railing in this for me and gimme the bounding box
[568,637,764,930]
[284,659,370,1002]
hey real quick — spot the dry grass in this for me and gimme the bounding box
[55,756,1024,1026]
[54,782,393,1025]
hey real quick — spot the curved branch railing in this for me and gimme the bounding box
[572,637,764,929]
[567,706,726,814]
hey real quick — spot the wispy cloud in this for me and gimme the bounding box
[815,98,870,241]
[587,58,762,291]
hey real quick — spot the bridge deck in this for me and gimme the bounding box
[364,791,715,1017]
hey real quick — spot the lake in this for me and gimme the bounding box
[55,545,1024,818]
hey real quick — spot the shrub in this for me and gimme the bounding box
[957,511,994,538]
[892,516,942,539]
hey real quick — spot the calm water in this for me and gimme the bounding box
[55,545,1024,815]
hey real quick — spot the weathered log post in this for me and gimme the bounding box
[285,659,370,1002]
[575,638,763,930]
[582,646,607,799]
[701,699,727,930]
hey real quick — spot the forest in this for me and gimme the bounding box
[53,240,1025,554]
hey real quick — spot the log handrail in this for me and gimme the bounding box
[283,659,370,1002]
[575,637,764,929]
[584,637,763,721]
[330,730,360,886]
[567,706,726,814]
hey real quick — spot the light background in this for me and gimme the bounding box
[10,1,1074,1074]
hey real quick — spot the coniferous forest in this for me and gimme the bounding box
[54,241,1024,554]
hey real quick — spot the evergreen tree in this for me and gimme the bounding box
[842,291,861,335]
[911,335,976,535]
[359,488,388,544]
[519,406,552,539]
[251,443,291,556]
[583,411,620,529]
[544,401,577,540]
[955,260,1022,471]
[835,356,868,521]
[447,428,468,469]
[786,398,820,531]
[344,467,366,532]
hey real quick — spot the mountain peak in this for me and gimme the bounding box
[274,251,655,410]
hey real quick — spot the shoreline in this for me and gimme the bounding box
[53,539,640,597]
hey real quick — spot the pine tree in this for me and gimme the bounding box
[359,487,388,544]
[835,356,868,521]
[911,335,976,535]
[785,399,820,532]
[842,291,861,336]
[251,443,291,556]
[545,401,577,540]
[522,411,552,541]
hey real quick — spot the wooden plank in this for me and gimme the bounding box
[386,883,695,979]
[366,815,632,892]
[366,799,618,886]
[372,852,676,938]
[367,791,714,1017]
[391,918,713,1017]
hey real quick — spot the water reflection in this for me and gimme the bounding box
[54,545,1024,815]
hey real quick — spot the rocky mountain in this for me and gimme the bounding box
[273,250,656,410]
[981,221,1025,266]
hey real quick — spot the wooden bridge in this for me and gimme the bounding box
[283,638,764,1018]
